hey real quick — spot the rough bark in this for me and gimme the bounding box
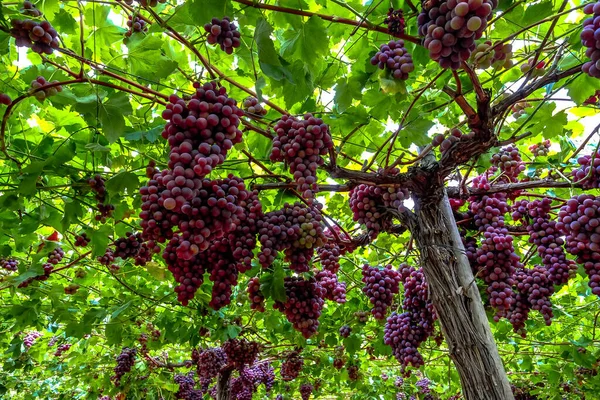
[216,368,232,400]
[402,189,514,400]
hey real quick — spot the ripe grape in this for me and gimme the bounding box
[0,93,12,106]
[125,14,147,38]
[195,347,227,382]
[74,233,90,247]
[339,325,351,338]
[223,339,260,370]
[418,0,497,69]
[384,8,405,35]
[242,97,267,117]
[270,114,334,201]
[21,1,43,17]
[470,40,513,69]
[111,347,137,386]
[204,17,241,54]
[315,268,347,303]
[64,284,80,295]
[571,150,600,188]
[247,277,265,311]
[491,145,525,181]
[361,264,402,320]
[581,4,600,79]
[274,277,326,338]
[54,343,71,356]
[347,365,360,381]
[29,76,63,102]
[174,372,204,399]
[370,40,415,80]
[528,140,551,157]
[0,257,18,271]
[280,353,303,381]
[10,19,60,54]
[23,331,42,349]
[300,383,313,400]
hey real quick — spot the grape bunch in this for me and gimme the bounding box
[300,383,313,400]
[274,277,326,338]
[384,8,405,35]
[571,150,600,188]
[30,76,63,102]
[125,14,148,38]
[88,174,114,222]
[491,145,525,181]
[42,247,65,277]
[528,140,551,157]
[10,19,60,54]
[223,339,260,370]
[384,265,436,369]
[370,40,415,80]
[54,343,71,357]
[256,202,327,272]
[160,82,245,179]
[508,266,554,334]
[0,93,12,106]
[520,58,546,77]
[339,325,351,338]
[584,89,600,105]
[0,257,18,271]
[361,264,402,320]
[64,284,80,294]
[349,180,410,238]
[247,277,265,311]
[174,372,204,400]
[111,347,137,386]
[511,101,531,118]
[280,353,303,381]
[195,347,226,382]
[418,0,497,69]
[242,97,267,117]
[204,17,241,54]
[581,3,600,78]
[113,232,145,259]
[317,226,354,273]
[270,114,334,201]
[315,268,347,303]
[23,331,42,349]
[470,40,513,69]
[246,362,275,392]
[74,233,90,247]
[432,128,474,156]
[469,191,509,231]
[354,310,369,323]
[556,195,600,296]
[347,365,360,381]
[21,1,42,17]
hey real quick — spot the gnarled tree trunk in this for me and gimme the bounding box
[402,189,514,400]
[216,368,232,400]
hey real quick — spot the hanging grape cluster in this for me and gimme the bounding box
[384,8,405,34]
[528,140,551,157]
[174,372,204,399]
[470,40,513,69]
[280,352,303,381]
[247,277,265,311]
[557,195,600,296]
[491,145,525,181]
[23,331,42,349]
[300,383,314,400]
[242,97,267,117]
[418,0,497,69]
[111,347,137,386]
[125,14,148,38]
[349,179,410,238]
[30,76,63,102]
[223,339,260,370]
[361,264,402,320]
[315,268,346,303]
[581,3,600,78]
[511,101,531,118]
[10,19,59,55]
[1,257,18,271]
[21,1,42,17]
[0,93,12,106]
[274,277,326,338]
[88,174,114,222]
[204,17,241,54]
[74,233,90,247]
[195,347,226,384]
[54,343,71,357]
[339,325,351,338]
[370,40,415,80]
[256,202,326,272]
[384,265,436,369]
[270,114,334,201]
[571,150,600,188]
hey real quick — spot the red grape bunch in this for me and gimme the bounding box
[204,17,241,54]
[571,150,600,188]
[194,347,226,386]
[23,331,42,349]
[556,195,600,296]
[520,58,546,77]
[432,128,475,156]
[361,264,402,320]
[491,145,525,181]
[10,19,60,54]
[0,93,12,106]
[280,352,304,381]
[1,257,19,272]
[256,202,327,272]
[160,82,245,179]
[418,0,497,69]
[581,3,600,78]
[316,226,355,273]
[111,347,137,386]
[300,383,314,400]
[370,40,415,80]
[270,114,334,201]
[21,1,42,17]
[528,140,551,157]
[242,97,267,117]
[40,247,65,279]
[30,76,63,102]
[384,265,436,369]
[113,232,144,260]
[384,8,405,35]
[339,325,351,338]
[315,268,347,303]
[247,277,266,311]
[223,339,260,370]
[54,343,71,357]
[347,365,360,381]
[470,40,513,69]
[274,277,326,338]
[508,266,554,335]
[88,174,114,222]
[125,14,148,38]
[174,372,204,399]
[74,233,90,247]
[349,179,410,238]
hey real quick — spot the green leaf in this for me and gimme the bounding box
[90,225,113,258]
[99,92,133,143]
